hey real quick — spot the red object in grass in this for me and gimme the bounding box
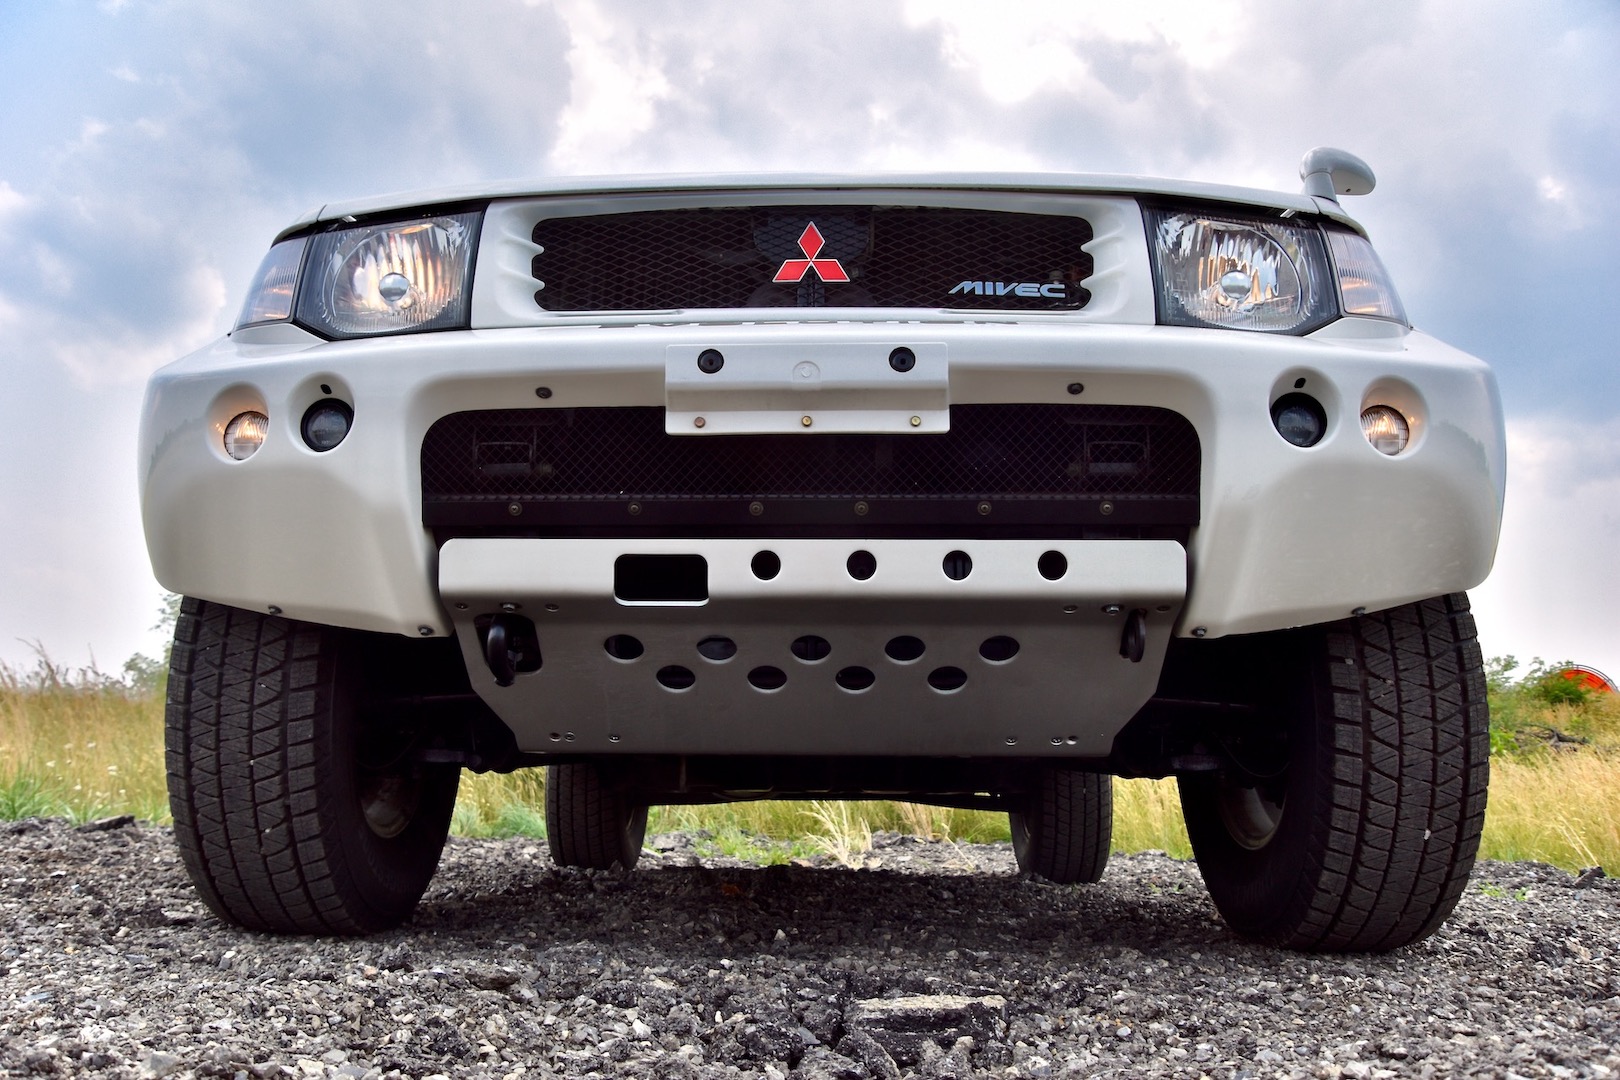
[1560,665,1617,694]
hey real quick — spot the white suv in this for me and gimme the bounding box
[141,148,1503,951]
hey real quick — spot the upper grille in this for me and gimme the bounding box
[421,405,1198,539]
[530,207,1093,312]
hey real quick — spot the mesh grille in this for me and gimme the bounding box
[422,405,1198,535]
[531,207,1093,312]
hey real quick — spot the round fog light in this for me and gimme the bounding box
[1270,393,1326,448]
[223,411,268,460]
[1360,405,1410,455]
[301,400,354,452]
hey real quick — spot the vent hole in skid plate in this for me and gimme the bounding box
[846,550,877,581]
[603,634,645,661]
[792,635,832,663]
[696,636,737,662]
[836,666,876,692]
[748,666,787,691]
[1038,550,1068,580]
[751,550,781,581]
[979,636,1020,663]
[885,636,926,663]
[942,550,972,580]
[928,667,968,692]
[657,665,696,691]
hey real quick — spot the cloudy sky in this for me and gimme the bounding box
[0,0,1615,683]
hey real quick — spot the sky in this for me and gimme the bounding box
[0,0,1616,684]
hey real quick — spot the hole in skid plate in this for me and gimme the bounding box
[836,666,875,692]
[792,635,832,663]
[1038,551,1068,581]
[942,551,972,580]
[846,550,877,581]
[615,554,707,602]
[751,550,781,580]
[748,666,787,691]
[656,665,696,691]
[697,636,737,662]
[604,634,645,661]
[884,636,926,663]
[979,636,1020,663]
[928,667,968,692]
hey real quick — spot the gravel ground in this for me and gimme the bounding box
[1,818,1616,1079]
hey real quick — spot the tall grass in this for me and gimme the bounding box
[0,656,168,823]
[3,652,1616,873]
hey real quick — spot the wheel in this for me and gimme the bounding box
[1178,593,1489,952]
[165,598,460,934]
[1010,765,1112,883]
[545,762,648,871]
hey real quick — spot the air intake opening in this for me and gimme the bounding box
[614,554,708,602]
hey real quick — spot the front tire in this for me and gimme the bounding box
[165,598,460,935]
[1179,594,1489,952]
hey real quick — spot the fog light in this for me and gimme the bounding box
[1360,405,1410,455]
[1270,393,1326,447]
[223,411,268,460]
[301,400,353,452]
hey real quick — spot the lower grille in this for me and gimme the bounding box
[421,405,1200,539]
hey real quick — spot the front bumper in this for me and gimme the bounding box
[139,317,1504,644]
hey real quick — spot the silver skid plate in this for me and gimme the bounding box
[439,538,1185,757]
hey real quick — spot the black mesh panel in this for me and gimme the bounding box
[531,207,1093,312]
[421,405,1198,538]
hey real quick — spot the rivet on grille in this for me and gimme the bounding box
[854,501,869,517]
[501,602,519,613]
[1100,501,1115,516]
[507,502,522,517]
[977,502,992,516]
[535,387,552,399]
[910,416,921,427]
[694,417,706,429]
[1067,382,1085,396]
[1103,604,1122,616]
[801,415,813,428]
[628,502,642,516]
[749,501,764,517]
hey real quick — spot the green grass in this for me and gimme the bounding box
[2,652,1615,873]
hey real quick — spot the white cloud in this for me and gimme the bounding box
[0,181,27,218]
[549,0,677,171]
[1470,413,1620,678]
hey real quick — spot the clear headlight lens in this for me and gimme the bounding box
[295,212,479,338]
[1327,228,1406,323]
[235,237,307,329]
[1149,209,1336,334]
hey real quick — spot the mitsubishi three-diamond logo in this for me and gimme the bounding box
[772,223,850,283]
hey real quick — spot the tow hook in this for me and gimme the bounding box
[1120,609,1148,663]
[482,613,541,686]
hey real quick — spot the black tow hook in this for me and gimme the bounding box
[1120,609,1148,663]
[483,613,541,687]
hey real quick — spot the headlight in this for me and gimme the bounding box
[235,237,307,330]
[1148,209,1336,334]
[294,212,480,338]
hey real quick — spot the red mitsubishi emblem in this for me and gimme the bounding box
[772,223,850,283]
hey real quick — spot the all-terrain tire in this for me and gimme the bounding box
[545,762,648,871]
[1010,766,1113,884]
[165,598,460,935]
[1179,593,1490,952]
